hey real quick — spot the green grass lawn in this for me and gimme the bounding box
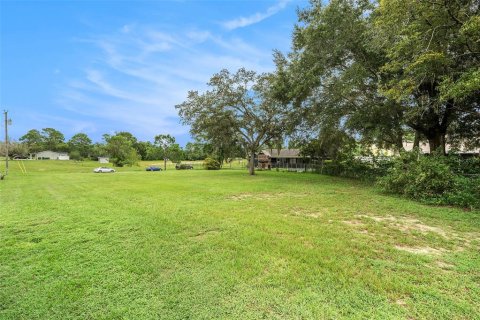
[1,160,479,319]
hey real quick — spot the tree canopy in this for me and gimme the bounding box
[68,133,92,159]
[273,0,479,154]
[104,133,140,167]
[154,134,180,170]
[176,68,291,175]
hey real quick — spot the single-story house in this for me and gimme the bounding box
[35,151,70,160]
[256,149,312,169]
[98,157,110,163]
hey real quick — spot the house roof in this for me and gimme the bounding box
[260,149,302,158]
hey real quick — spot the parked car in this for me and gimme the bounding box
[175,163,194,170]
[145,166,162,171]
[93,167,115,173]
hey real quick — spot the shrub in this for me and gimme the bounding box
[203,157,221,170]
[377,151,480,208]
[69,150,82,161]
[444,155,480,175]
[321,156,392,180]
[176,163,193,170]
[446,176,480,208]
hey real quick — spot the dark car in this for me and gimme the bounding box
[146,166,162,171]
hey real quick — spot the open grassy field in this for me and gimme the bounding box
[1,160,479,319]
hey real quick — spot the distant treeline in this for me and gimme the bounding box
[1,128,244,165]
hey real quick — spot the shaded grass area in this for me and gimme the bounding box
[1,160,479,319]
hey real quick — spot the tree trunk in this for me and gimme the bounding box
[395,138,404,152]
[248,152,255,175]
[164,158,167,171]
[427,132,446,155]
[413,131,420,149]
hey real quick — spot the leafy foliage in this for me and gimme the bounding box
[274,0,479,153]
[203,157,221,170]
[321,154,392,181]
[68,133,92,159]
[19,129,43,153]
[104,134,139,167]
[378,151,480,208]
[41,128,66,151]
[154,134,178,170]
[0,141,28,158]
[175,163,193,170]
[177,68,291,175]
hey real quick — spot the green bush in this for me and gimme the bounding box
[377,151,479,208]
[321,156,392,180]
[203,157,221,170]
[446,176,480,208]
[69,150,83,161]
[444,155,480,175]
[175,163,193,170]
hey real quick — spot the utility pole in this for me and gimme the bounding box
[4,110,10,176]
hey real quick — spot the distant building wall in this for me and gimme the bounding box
[35,151,69,160]
[98,157,109,163]
[371,142,479,156]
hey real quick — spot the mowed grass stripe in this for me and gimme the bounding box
[0,161,479,319]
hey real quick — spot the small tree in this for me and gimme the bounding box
[154,134,176,170]
[203,157,221,170]
[68,133,92,159]
[104,134,139,167]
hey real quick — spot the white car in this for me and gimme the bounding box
[93,167,115,173]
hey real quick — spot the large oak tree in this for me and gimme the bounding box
[176,68,290,175]
[275,0,479,153]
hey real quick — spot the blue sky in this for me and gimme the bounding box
[1,0,306,146]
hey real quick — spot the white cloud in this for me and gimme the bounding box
[121,24,134,33]
[223,0,291,30]
[59,24,278,141]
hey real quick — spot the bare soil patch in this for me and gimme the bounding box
[356,214,449,238]
[435,261,455,270]
[228,192,310,201]
[342,219,365,227]
[395,245,444,255]
[291,207,323,218]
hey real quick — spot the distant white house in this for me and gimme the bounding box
[370,142,480,156]
[98,157,110,163]
[403,142,480,155]
[35,151,70,160]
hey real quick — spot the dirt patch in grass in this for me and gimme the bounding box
[395,298,407,307]
[342,219,365,227]
[356,214,449,238]
[290,207,323,218]
[435,261,455,270]
[350,214,479,253]
[395,245,444,255]
[453,232,480,250]
[228,192,310,201]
